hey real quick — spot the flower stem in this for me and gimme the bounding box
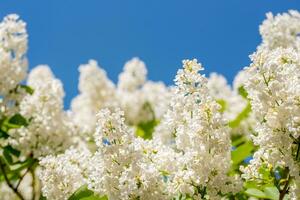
[279,176,290,200]
[0,158,25,200]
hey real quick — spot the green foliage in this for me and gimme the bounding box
[1,113,29,132]
[238,86,248,99]
[230,134,284,200]
[216,99,227,113]
[231,141,255,166]
[39,196,47,200]
[264,187,280,200]
[228,85,251,128]
[136,119,159,139]
[3,145,21,164]
[0,111,38,200]
[228,103,251,128]
[9,157,36,172]
[230,135,256,174]
[245,187,279,200]
[68,185,108,200]
[135,102,159,140]
[19,84,34,95]
[9,84,34,95]
[0,129,9,139]
[0,113,29,150]
[242,165,291,200]
[7,113,29,128]
[172,193,193,200]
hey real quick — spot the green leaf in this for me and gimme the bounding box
[245,188,268,199]
[172,193,193,200]
[68,186,93,200]
[68,185,107,200]
[0,129,9,139]
[231,141,254,165]
[81,196,108,200]
[4,145,20,157]
[264,186,279,200]
[244,181,260,189]
[136,119,159,140]
[2,145,21,164]
[39,196,47,200]
[9,157,35,172]
[3,149,13,164]
[228,102,251,128]
[238,86,248,99]
[231,135,247,147]
[7,113,28,128]
[216,99,227,113]
[20,85,34,95]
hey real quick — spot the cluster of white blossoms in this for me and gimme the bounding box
[240,10,300,200]
[1,10,300,200]
[71,58,170,139]
[259,10,300,50]
[241,47,300,199]
[38,60,239,200]
[8,65,75,158]
[153,60,241,199]
[0,14,28,119]
[0,14,27,96]
[86,109,167,200]
[39,147,91,200]
[71,60,117,136]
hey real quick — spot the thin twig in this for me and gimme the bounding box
[30,168,36,200]
[15,158,37,190]
[15,165,30,190]
[279,176,290,200]
[0,159,25,200]
[296,142,300,161]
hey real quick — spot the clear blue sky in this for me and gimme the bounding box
[1,0,299,107]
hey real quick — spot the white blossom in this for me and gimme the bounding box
[71,60,117,136]
[154,59,238,199]
[242,47,300,199]
[0,14,28,96]
[118,57,147,92]
[9,65,74,158]
[39,147,91,200]
[87,109,168,200]
[259,10,300,50]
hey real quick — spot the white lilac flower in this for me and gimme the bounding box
[87,108,168,200]
[259,10,300,50]
[71,60,117,136]
[0,14,28,119]
[117,57,171,125]
[241,47,300,199]
[118,57,147,92]
[0,14,28,96]
[116,57,148,125]
[154,59,238,199]
[8,65,74,158]
[141,81,172,121]
[39,147,91,200]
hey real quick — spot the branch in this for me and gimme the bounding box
[279,176,290,200]
[15,159,36,190]
[0,158,25,200]
[30,168,36,200]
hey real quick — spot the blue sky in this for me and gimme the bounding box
[1,0,299,107]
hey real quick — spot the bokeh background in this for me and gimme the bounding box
[1,0,300,107]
